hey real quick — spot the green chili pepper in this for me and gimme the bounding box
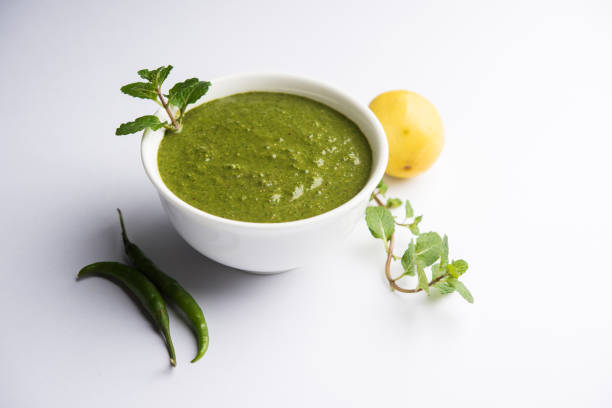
[117,209,209,363]
[77,262,177,367]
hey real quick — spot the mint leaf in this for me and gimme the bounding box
[185,81,210,104]
[401,240,416,276]
[449,279,474,303]
[409,215,422,235]
[440,235,449,271]
[447,260,468,278]
[365,206,395,241]
[431,263,443,279]
[415,232,442,266]
[116,115,166,135]
[434,281,455,294]
[376,179,388,196]
[452,259,468,276]
[168,78,210,113]
[417,261,430,295]
[405,200,414,218]
[120,82,157,100]
[138,65,173,88]
[386,198,402,209]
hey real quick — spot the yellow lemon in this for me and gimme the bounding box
[369,90,444,178]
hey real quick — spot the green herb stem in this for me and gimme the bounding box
[367,183,472,302]
[374,192,446,293]
[372,194,385,207]
[384,232,395,284]
[391,273,448,292]
[156,88,180,131]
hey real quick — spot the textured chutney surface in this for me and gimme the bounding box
[157,92,372,223]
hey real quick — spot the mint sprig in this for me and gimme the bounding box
[365,179,473,303]
[116,65,210,135]
[167,78,211,120]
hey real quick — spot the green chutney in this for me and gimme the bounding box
[157,92,372,223]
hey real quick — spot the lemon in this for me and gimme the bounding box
[369,90,444,178]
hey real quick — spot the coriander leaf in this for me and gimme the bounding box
[386,198,402,209]
[401,240,417,276]
[452,259,468,276]
[405,200,414,218]
[449,279,474,303]
[434,281,455,294]
[417,261,430,295]
[116,115,166,135]
[365,206,395,241]
[415,232,443,266]
[376,179,388,196]
[138,65,173,88]
[409,215,422,235]
[120,82,157,100]
[168,78,211,113]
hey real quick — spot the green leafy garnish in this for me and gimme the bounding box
[448,279,473,303]
[120,82,157,100]
[440,235,449,271]
[416,261,430,295]
[415,232,443,266]
[447,259,468,278]
[401,240,417,276]
[376,179,388,196]
[168,78,211,119]
[116,65,210,135]
[408,215,422,235]
[365,179,473,303]
[365,206,395,241]
[431,263,443,279]
[405,200,414,218]
[138,66,173,88]
[116,115,167,135]
[386,198,402,209]
[452,259,468,276]
[434,281,455,294]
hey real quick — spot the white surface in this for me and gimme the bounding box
[1,0,611,406]
[141,73,388,272]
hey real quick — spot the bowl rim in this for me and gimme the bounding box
[141,72,388,230]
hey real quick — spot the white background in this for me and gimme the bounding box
[1,0,611,406]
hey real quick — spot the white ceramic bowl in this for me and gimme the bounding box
[141,73,388,273]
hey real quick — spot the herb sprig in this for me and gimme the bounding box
[116,65,210,135]
[366,180,473,303]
